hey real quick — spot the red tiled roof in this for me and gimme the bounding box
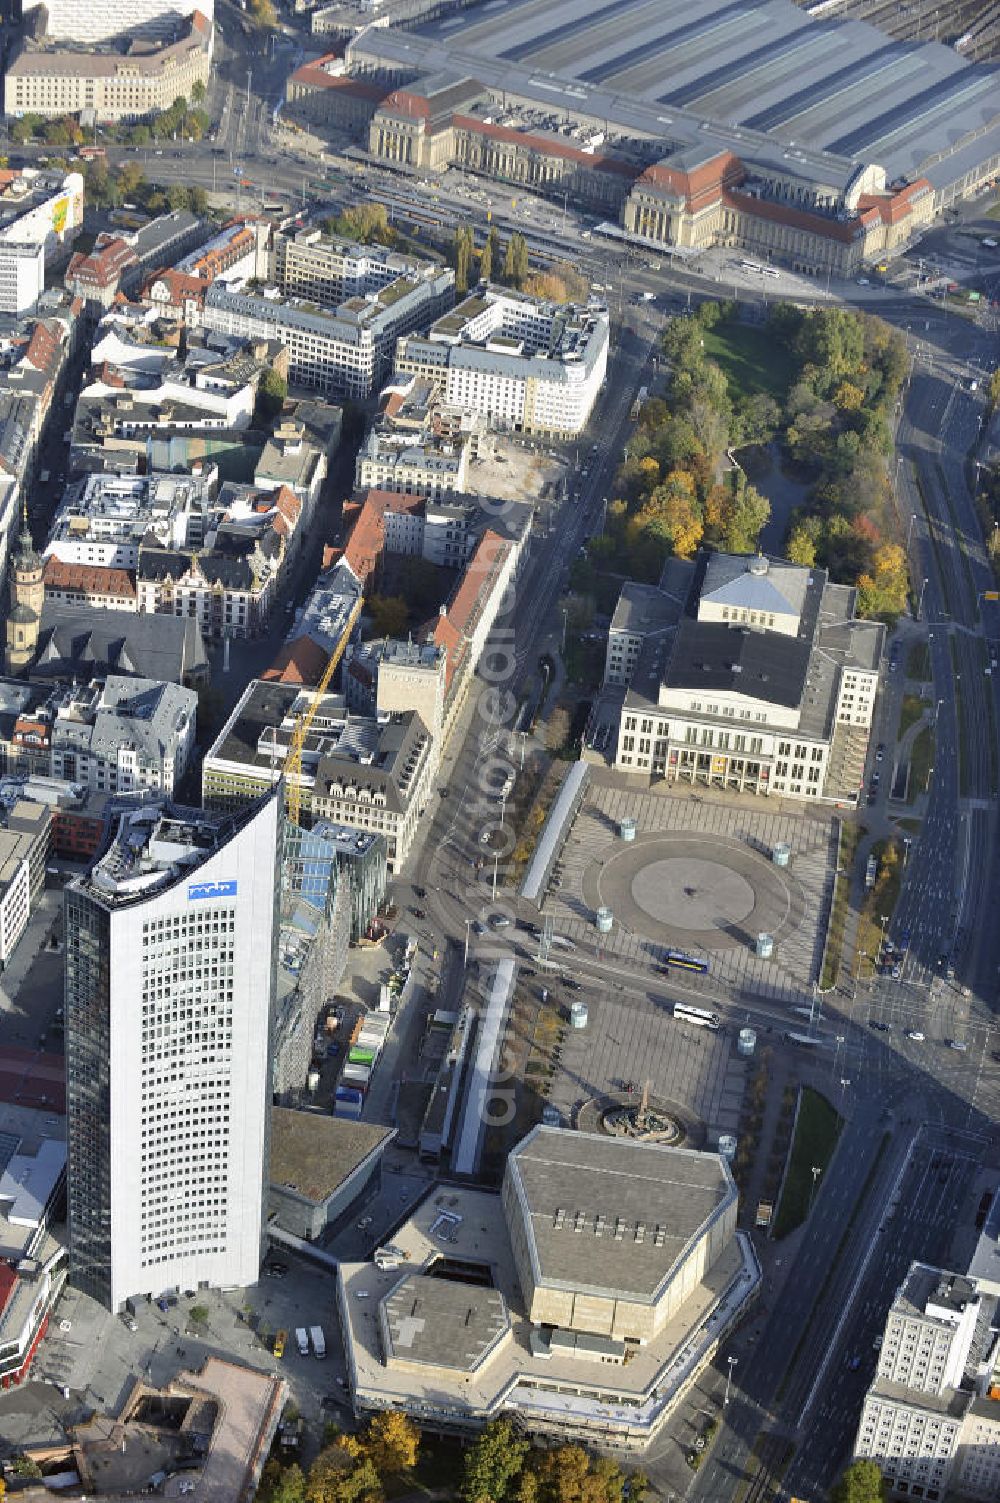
[144,267,208,303]
[66,234,136,290]
[722,188,859,243]
[263,485,302,540]
[381,88,432,121]
[291,55,387,101]
[342,489,425,585]
[857,177,933,227]
[23,320,60,376]
[43,557,137,598]
[452,114,639,178]
[444,528,511,636]
[263,634,331,686]
[637,152,744,209]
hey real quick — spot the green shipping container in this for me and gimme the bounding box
[349,1048,375,1066]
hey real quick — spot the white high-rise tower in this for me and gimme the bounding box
[65,793,280,1311]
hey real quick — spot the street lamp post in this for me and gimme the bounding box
[808,1164,822,1214]
[724,1355,738,1406]
[916,576,929,620]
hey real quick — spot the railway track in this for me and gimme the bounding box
[736,1432,795,1503]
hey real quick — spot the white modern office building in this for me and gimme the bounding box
[23,0,213,44]
[394,286,609,438]
[0,171,84,315]
[202,248,454,401]
[65,793,281,1311]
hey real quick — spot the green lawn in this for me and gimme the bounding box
[701,319,797,401]
[907,725,934,804]
[905,641,931,681]
[898,693,929,738]
[773,1088,843,1239]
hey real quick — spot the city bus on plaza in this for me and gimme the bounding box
[673,1002,722,1031]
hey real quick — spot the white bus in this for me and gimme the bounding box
[673,1003,721,1030]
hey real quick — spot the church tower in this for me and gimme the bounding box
[5,510,44,676]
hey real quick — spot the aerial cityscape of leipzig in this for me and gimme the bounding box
[0,0,998,1499]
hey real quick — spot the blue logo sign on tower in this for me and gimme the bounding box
[188,879,238,902]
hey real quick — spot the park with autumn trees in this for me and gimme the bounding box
[589,299,912,621]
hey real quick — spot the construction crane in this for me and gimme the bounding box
[283,595,362,828]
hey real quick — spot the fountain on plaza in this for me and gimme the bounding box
[602,1079,684,1144]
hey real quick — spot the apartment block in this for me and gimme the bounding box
[394,285,608,438]
[202,680,435,872]
[0,798,50,964]
[854,1263,1000,1502]
[202,237,454,400]
[5,13,213,123]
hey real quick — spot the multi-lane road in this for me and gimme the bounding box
[7,18,995,1486]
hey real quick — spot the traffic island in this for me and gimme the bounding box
[771,1086,843,1240]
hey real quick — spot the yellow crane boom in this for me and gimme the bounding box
[283,594,362,827]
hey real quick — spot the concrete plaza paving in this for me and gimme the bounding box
[544,779,838,1009]
[550,993,749,1146]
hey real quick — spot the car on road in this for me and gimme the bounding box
[265,1261,288,1279]
[948,1039,969,1051]
[479,830,493,845]
[472,920,486,935]
[847,1354,862,1370]
[869,1020,891,1033]
[876,744,885,762]
[563,978,582,991]
[490,914,511,929]
[413,886,427,899]
[410,906,426,919]
[906,1030,926,1042]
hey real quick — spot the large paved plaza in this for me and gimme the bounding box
[543,777,838,1008]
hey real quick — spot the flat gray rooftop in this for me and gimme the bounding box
[384,0,1000,189]
[507,1127,733,1302]
[380,1272,510,1372]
